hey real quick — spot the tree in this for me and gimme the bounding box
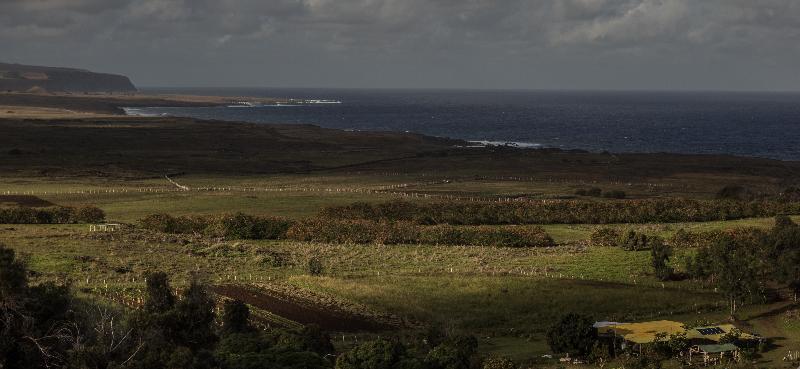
[620,230,649,251]
[778,249,800,301]
[770,220,800,301]
[650,238,673,281]
[143,271,174,313]
[546,313,598,357]
[172,275,217,351]
[0,243,73,368]
[132,273,218,369]
[711,237,764,315]
[425,335,478,369]
[335,339,406,369]
[222,299,252,334]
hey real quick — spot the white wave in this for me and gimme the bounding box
[469,140,543,148]
[122,107,162,117]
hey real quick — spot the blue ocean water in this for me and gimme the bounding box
[134,88,800,160]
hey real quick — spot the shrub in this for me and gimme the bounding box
[774,214,796,229]
[420,225,555,247]
[286,219,555,247]
[0,205,104,224]
[335,339,407,369]
[586,187,603,197]
[425,336,478,369]
[650,238,673,281]
[602,190,626,199]
[589,227,620,247]
[74,205,106,223]
[716,185,754,201]
[139,213,205,234]
[779,187,800,202]
[620,230,650,251]
[546,313,598,357]
[307,258,324,276]
[138,213,293,240]
[286,219,385,244]
[50,206,76,224]
[207,213,293,239]
[321,199,799,225]
[668,229,729,249]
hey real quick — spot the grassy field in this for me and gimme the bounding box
[2,173,800,367]
[2,107,800,367]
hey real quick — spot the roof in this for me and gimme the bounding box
[696,343,739,353]
[593,321,623,328]
[597,321,759,345]
[685,324,758,342]
[597,320,686,344]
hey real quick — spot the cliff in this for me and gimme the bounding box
[0,62,137,93]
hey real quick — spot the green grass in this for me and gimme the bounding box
[290,275,722,336]
[2,173,800,368]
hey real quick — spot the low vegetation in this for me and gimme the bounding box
[139,212,292,240]
[321,199,800,225]
[287,218,555,247]
[0,205,104,224]
[140,213,556,247]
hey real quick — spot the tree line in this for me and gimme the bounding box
[138,213,556,248]
[0,205,105,224]
[683,216,800,314]
[319,199,800,225]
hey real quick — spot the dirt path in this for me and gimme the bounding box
[211,284,395,332]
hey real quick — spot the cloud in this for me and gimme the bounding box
[1,0,799,89]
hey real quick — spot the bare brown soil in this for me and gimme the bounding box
[211,284,395,332]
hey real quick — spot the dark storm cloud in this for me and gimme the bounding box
[2,0,800,89]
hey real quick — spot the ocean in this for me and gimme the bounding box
[130,88,800,160]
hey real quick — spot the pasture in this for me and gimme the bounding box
[2,172,800,367]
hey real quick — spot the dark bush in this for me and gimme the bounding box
[207,213,293,239]
[668,229,729,248]
[138,213,293,240]
[774,214,796,229]
[139,213,205,234]
[546,313,598,357]
[589,227,620,247]
[716,185,754,201]
[779,187,800,202]
[651,238,674,281]
[0,205,105,224]
[320,199,799,225]
[307,258,324,276]
[74,205,106,223]
[586,187,603,197]
[419,225,555,247]
[619,230,650,251]
[602,190,626,199]
[286,218,555,247]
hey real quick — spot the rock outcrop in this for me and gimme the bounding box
[0,62,136,93]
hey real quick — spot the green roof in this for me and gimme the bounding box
[697,343,738,353]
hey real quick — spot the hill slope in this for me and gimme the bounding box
[0,62,136,93]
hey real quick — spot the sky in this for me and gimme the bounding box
[2,0,800,90]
